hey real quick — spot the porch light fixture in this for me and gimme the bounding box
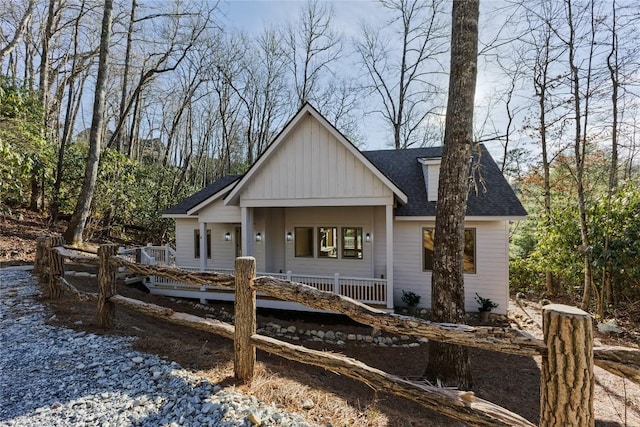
[286,232,293,241]
[365,233,371,243]
[224,232,231,241]
[255,232,262,242]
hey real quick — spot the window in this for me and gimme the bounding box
[318,227,337,258]
[422,228,475,273]
[342,227,363,259]
[194,229,211,259]
[294,227,314,257]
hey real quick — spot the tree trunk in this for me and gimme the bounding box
[97,244,118,328]
[424,0,479,390]
[234,256,257,382]
[63,0,113,245]
[540,304,594,426]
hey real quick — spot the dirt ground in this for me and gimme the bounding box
[2,209,639,426]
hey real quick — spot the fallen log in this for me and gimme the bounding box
[594,346,640,385]
[109,294,235,340]
[251,334,535,427]
[109,258,234,288]
[53,246,99,265]
[253,276,546,357]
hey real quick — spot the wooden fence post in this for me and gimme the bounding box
[34,235,47,277]
[45,236,65,298]
[97,244,118,328]
[234,256,257,383]
[540,304,594,427]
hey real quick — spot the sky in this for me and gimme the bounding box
[218,0,517,157]
[221,0,448,150]
[221,0,401,151]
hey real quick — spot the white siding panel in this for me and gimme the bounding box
[210,223,237,271]
[240,114,392,204]
[174,219,237,271]
[428,164,440,201]
[392,220,510,315]
[198,199,241,223]
[175,219,199,268]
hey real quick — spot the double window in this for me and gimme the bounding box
[194,229,211,259]
[422,228,476,273]
[294,226,363,259]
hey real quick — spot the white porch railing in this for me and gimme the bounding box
[132,246,387,306]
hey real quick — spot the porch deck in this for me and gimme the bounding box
[126,245,389,310]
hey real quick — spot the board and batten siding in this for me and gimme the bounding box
[174,218,238,271]
[240,114,393,206]
[393,220,509,315]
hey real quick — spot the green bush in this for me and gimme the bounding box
[509,257,545,295]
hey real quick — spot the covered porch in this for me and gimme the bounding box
[138,230,392,309]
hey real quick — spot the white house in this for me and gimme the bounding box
[161,103,526,314]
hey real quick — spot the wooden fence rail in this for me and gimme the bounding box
[35,237,640,427]
[105,254,640,383]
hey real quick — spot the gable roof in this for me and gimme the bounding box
[163,103,526,218]
[162,175,241,216]
[362,144,527,217]
[223,103,408,206]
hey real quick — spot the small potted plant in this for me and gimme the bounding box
[475,293,498,322]
[401,290,421,315]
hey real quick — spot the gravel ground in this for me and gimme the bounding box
[0,268,312,427]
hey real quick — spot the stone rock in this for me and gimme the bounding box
[302,399,314,410]
[248,412,262,425]
[597,319,623,334]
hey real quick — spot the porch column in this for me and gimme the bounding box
[241,207,254,256]
[385,204,394,309]
[199,221,207,271]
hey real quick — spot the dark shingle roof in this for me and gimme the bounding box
[165,145,526,218]
[162,175,241,215]
[362,144,527,217]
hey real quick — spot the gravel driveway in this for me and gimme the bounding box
[0,268,311,427]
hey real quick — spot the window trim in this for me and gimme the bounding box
[341,227,363,259]
[422,227,476,274]
[317,226,338,259]
[194,229,212,259]
[294,226,315,258]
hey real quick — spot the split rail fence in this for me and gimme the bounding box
[34,236,640,427]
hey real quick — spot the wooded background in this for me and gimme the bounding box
[1,0,639,313]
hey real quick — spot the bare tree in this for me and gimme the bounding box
[50,0,92,221]
[423,0,479,389]
[0,0,35,67]
[284,0,341,108]
[64,0,113,245]
[525,0,569,295]
[564,0,599,310]
[356,0,448,148]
